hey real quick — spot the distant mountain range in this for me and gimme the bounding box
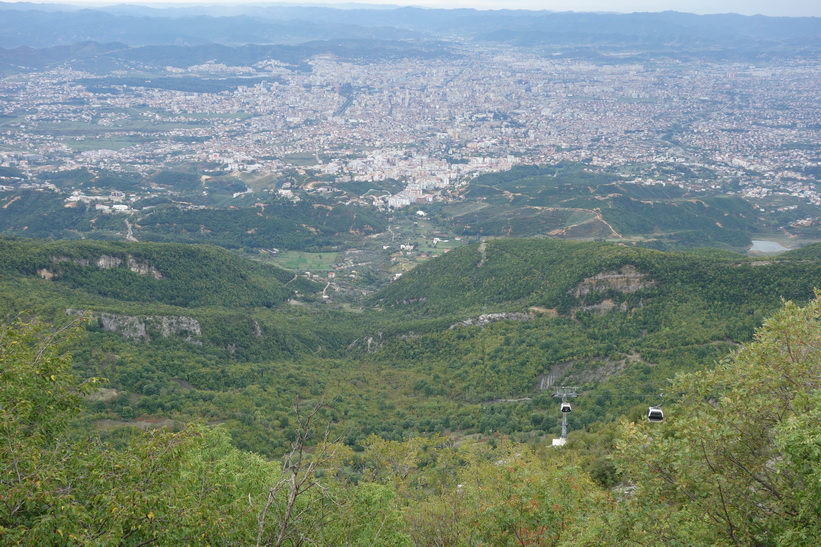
[0,3,816,56]
[0,38,455,74]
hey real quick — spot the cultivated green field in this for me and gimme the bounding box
[265,250,340,273]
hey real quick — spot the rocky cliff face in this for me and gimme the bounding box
[95,255,122,269]
[36,268,55,280]
[69,310,201,343]
[569,265,655,315]
[569,265,655,298]
[126,256,162,279]
[98,312,147,339]
[37,254,163,280]
[449,312,534,329]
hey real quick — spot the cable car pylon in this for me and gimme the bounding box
[552,386,578,447]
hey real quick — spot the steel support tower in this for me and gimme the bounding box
[552,386,578,440]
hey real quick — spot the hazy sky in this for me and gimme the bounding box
[19,1,821,17]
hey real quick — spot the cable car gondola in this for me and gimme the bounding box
[560,402,572,413]
[648,406,664,422]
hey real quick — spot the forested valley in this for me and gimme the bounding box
[2,235,820,544]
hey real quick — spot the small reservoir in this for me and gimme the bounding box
[749,240,790,253]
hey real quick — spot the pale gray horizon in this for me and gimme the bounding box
[13,0,821,18]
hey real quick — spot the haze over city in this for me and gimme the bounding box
[10,0,821,17]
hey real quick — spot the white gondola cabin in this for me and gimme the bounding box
[648,406,664,422]
[560,402,572,413]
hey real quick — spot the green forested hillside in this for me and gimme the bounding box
[0,238,318,308]
[782,241,821,259]
[445,164,760,248]
[0,190,96,238]
[0,188,387,252]
[357,238,821,438]
[372,238,819,317]
[2,236,819,459]
[136,200,387,251]
[2,295,819,545]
